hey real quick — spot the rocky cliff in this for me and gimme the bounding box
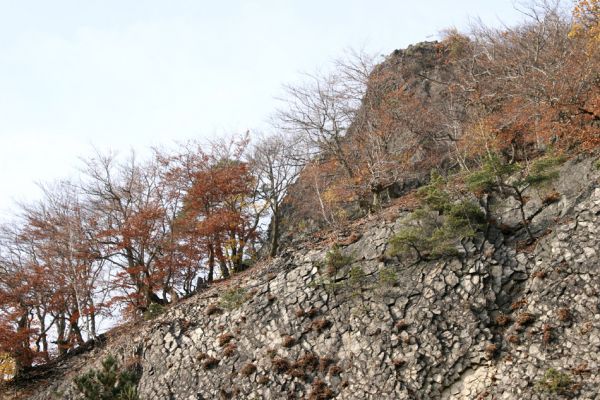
[5,154,599,399]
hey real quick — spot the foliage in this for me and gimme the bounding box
[467,153,564,241]
[569,0,600,44]
[536,368,574,395]
[466,154,521,195]
[219,287,248,311]
[390,172,485,260]
[324,245,354,277]
[142,303,165,321]
[0,353,15,381]
[377,267,398,288]
[73,355,140,400]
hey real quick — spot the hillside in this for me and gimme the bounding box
[1,4,599,398]
[2,153,599,399]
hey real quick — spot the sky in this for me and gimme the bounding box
[0,0,530,219]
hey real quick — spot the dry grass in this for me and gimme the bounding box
[281,335,295,348]
[271,357,291,373]
[222,342,237,357]
[495,314,512,327]
[510,298,528,311]
[557,308,571,322]
[217,333,234,347]
[516,312,535,326]
[308,378,335,400]
[202,356,219,370]
[240,363,257,376]
[311,318,331,333]
[205,303,222,316]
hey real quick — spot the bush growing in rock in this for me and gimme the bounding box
[306,307,320,318]
[392,358,406,369]
[510,298,528,310]
[294,352,319,370]
[389,172,485,260]
[219,287,248,310]
[467,153,565,242]
[328,364,343,376]
[217,333,234,347]
[73,355,140,400]
[202,357,220,370]
[516,312,535,326]
[347,265,367,296]
[240,363,257,376]
[142,303,165,321]
[507,335,520,345]
[318,356,334,374]
[557,307,572,322]
[377,266,398,288]
[484,343,499,358]
[205,303,222,316]
[222,342,237,357]
[271,357,291,373]
[495,314,512,326]
[536,368,574,395]
[281,335,295,348]
[324,244,354,277]
[308,378,335,400]
[311,318,331,333]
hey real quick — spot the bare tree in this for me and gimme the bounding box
[250,132,302,257]
[274,50,376,179]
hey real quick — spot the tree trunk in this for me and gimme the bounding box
[269,210,280,258]
[207,245,215,282]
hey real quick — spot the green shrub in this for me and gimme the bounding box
[378,267,398,288]
[347,265,366,288]
[466,153,564,242]
[525,155,565,186]
[324,245,353,276]
[417,171,451,212]
[389,199,484,260]
[389,170,486,261]
[536,368,574,395]
[219,287,247,310]
[73,355,140,400]
[466,154,520,195]
[142,303,165,321]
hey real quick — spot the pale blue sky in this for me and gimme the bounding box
[0,0,528,217]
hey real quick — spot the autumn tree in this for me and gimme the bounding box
[570,0,600,43]
[178,135,267,279]
[81,151,171,314]
[20,182,107,346]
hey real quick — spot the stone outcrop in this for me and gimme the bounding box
[7,156,599,399]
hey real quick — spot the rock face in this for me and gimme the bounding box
[12,156,600,399]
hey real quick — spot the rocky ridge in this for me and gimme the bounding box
[5,155,599,399]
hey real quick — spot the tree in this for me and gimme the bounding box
[274,51,375,185]
[389,172,485,261]
[180,136,266,279]
[250,132,302,256]
[570,0,600,43]
[20,182,107,345]
[81,151,170,314]
[74,355,139,400]
[467,153,564,242]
